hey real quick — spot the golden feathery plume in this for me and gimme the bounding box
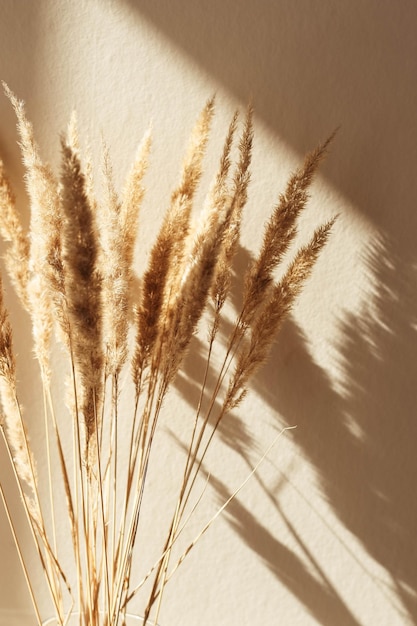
[226,218,336,410]
[160,195,231,385]
[164,96,216,287]
[0,90,338,625]
[60,129,103,458]
[120,127,152,271]
[132,98,215,390]
[0,159,30,308]
[100,142,130,377]
[173,109,240,310]
[242,134,335,325]
[0,272,40,525]
[199,109,238,227]
[100,129,151,377]
[212,106,253,313]
[3,83,63,382]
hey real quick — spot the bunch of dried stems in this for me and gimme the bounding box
[0,86,335,626]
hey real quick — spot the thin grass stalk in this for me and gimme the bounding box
[110,376,164,622]
[148,355,226,611]
[110,373,158,618]
[153,340,239,590]
[111,394,140,590]
[168,289,248,532]
[45,383,86,621]
[144,327,223,618]
[67,341,93,626]
[0,421,67,621]
[178,384,235,524]
[142,426,295,621]
[143,498,179,626]
[138,368,196,613]
[84,478,95,626]
[0,478,43,625]
[89,370,111,608]
[92,391,111,620]
[109,373,120,598]
[182,327,216,482]
[110,393,143,617]
[165,427,295,584]
[9,390,66,620]
[42,384,67,623]
[108,374,119,589]
[43,385,58,558]
[123,474,212,607]
[112,369,172,624]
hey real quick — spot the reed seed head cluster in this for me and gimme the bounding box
[0,86,335,626]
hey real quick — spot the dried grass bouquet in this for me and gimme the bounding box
[0,86,335,626]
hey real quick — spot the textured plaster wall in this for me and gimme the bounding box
[0,1,416,625]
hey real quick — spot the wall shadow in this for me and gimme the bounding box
[245,234,417,622]
[175,234,417,624]
[124,0,417,244]
[173,243,361,624]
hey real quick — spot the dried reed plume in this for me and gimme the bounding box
[0,158,30,306]
[0,86,336,626]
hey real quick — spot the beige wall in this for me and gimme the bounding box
[0,1,416,624]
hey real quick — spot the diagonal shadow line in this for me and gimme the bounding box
[210,472,362,626]
[244,235,417,622]
[166,424,363,626]
[174,233,417,623]
[123,0,417,243]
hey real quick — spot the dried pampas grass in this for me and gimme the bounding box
[0,86,336,626]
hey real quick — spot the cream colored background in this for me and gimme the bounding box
[0,1,416,625]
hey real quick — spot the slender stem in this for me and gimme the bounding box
[143,308,250,619]
[43,382,58,558]
[111,393,140,599]
[45,385,81,609]
[152,500,180,626]
[93,387,111,620]
[43,378,66,620]
[0,423,63,622]
[182,311,217,481]
[110,373,118,595]
[166,427,294,583]
[0,480,43,625]
[111,370,163,622]
[68,339,91,626]
[123,474,211,607]
[13,388,67,620]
